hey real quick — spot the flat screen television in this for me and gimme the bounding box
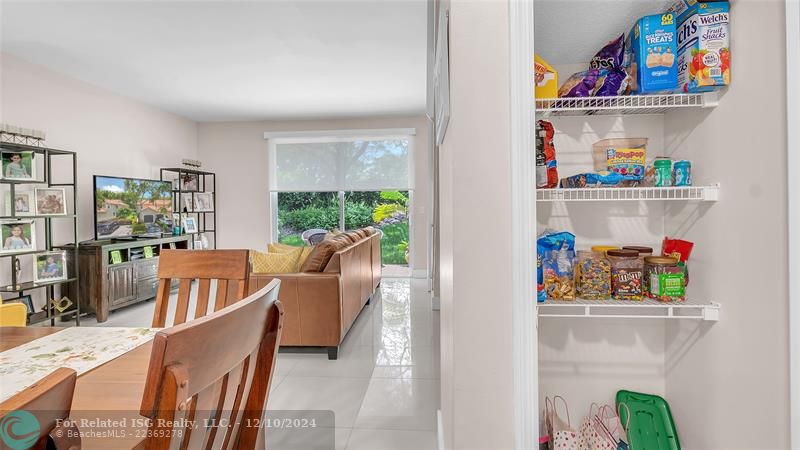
[94,175,174,240]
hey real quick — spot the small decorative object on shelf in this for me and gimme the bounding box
[181,158,202,168]
[0,124,46,146]
[161,167,216,249]
[50,296,73,314]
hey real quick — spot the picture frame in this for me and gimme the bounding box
[34,188,67,215]
[4,190,34,217]
[1,151,36,180]
[193,192,214,212]
[182,215,198,234]
[193,239,203,249]
[200,233,210,249]
[3,295,34,314]
[179,173,199,192]
[181,194,194,212]
[34,251,67,283]
[0,220,35,254]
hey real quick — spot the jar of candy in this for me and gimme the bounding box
[576,250,611,299]
[591,245,619,256]
[644,256,678,299]
[624,246,654,290]
[644,256,685,302]
[674,160,692,186]
[654,157,673,187]
[607,249,643,301]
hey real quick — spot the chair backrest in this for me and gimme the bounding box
[0,368,78,450]
[140,279,283,450]
[152,249,250,327]
[0,302,27,327]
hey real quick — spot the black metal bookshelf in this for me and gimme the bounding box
[159,167,216,249]
[0,142,79,326]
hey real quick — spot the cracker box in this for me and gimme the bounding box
[670,1,730,92]
[534,54,558,99]
[625,13,678,94]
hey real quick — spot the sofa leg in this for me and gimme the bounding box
[327,346,339,360]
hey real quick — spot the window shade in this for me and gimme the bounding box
[271,137,412,191]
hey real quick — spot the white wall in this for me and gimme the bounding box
[196,116,432,272]
[663,1,789,447]
[0,53,198,308]
[438,0,516,448]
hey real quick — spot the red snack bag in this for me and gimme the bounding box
[536,120,559,188]
[661,237,694,262]
[662,237,694,286]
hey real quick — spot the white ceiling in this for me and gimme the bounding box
[535,0,672,65]
[1,1,428,122]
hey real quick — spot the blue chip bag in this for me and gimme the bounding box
[537,231,576,302]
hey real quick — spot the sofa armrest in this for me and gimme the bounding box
[249,272,343,346]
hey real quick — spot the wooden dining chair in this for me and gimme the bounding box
[140,279,283,450]
[0,302,28,327]
[152,249,251,327]
[0,368,80,450]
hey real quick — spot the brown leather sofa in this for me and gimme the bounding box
[247,230,381,359]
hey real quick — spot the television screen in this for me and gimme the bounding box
[94,175,173,239]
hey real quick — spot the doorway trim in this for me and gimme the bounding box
[787,0,799,447]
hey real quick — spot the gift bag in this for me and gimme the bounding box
[579,403,617,450]
[595,404,629,450]
[545,396,579,450]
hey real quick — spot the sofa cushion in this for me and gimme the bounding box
[354,229,367,239]
[268,243,314,270]
[345,231,361,243]
[252,248,303,273]
[300,239,341,272]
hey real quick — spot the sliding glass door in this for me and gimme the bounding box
[268,131,414,266]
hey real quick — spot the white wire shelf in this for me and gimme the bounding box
[537,298,720,321]
[535,92,718,117]
[536,184,720,202]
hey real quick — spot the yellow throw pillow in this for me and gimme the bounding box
[251,248,302,274]
[268,242,298,253]
[267,243,315,271]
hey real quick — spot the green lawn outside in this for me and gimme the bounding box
[277,223,408,266]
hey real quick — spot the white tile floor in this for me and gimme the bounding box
[73,277,440,450]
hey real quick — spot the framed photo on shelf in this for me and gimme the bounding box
[34,251,67,283]
[200,233,210,249]
[4,190,34,217]
[181,194,194,212]
[193,192,214,212]
[34,188,67,215]
[3,294,34,314]
[182,215,198,234]
[180,173,199,192]
[193,238,203,249]
[0,220,35,254]
[1,151,36,180]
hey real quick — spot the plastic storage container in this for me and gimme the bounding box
[608,249,643,300]
[654,158,673,187]
[576,250,612,300]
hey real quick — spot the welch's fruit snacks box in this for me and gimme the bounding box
[667,0,730,92]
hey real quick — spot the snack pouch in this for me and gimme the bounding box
[536,120,559,188]
[669,1,730,92]
[592,138,648,181]
[537,231,575,302]
[625,13,678,93]
[560,171,624,188]
[543,246,576,300]
[559,35,626,97]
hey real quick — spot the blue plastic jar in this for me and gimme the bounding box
[674,160,692,186]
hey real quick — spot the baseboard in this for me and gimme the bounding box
[431,295,440,311]
[412,269,428,279]
[437,409,445,450]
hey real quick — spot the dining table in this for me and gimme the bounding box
[0,327,151,449]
